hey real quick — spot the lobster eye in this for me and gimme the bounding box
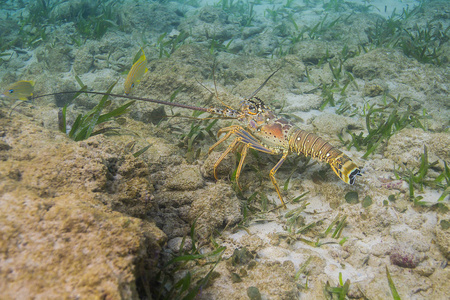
[248,105,258,115]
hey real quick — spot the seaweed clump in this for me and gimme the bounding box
[74,0,122,39]
[365,4,449,64]
[58,80,135,141]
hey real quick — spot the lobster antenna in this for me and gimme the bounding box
[195,78,214,94]
[246,66,281,100]
[31,91,212,113]
[9,100,28,116]
[211,62,235,111]
[165,114,235,121]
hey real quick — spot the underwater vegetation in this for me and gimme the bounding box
[365,3,449,64]
[400,146,450,205]
[323,272,350,300]
[342,93,427,159]
[74,0,122,39]
[268,0,448,65]
[156,31,190,58]
[1,0,124,51]
[215,0,256,27]
[178,110,218,163]
[386,266,401,300]
[152,218,226,300]
[273,13,347,57]
[400,22,448,64]
[58,79,134,141]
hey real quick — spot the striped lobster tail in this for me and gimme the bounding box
[289,128,361,184]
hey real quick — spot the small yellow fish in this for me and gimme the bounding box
[124,48,148,95]
[1,80,35,100]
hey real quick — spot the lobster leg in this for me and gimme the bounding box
[208,125,242,154]
[235,144,249,190]
[209,125,266,180]
[268,152,289,209]
[209,125,243,180]
[212,137,240,180]
[240,141,287,208]
[208,125,288,208]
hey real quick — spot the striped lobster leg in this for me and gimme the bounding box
[268,152,289,208]
[209,125,288,208]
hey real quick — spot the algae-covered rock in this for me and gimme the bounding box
[150,179,241,240]
[0,113,166,299]
[73,46,94,74]
[385,128,450,169]
[346,48,415,80]
[166,164,204,191]
[391,225,430,253]
[36,45,74,73]
[179,6,238,42]
[230,247,254,266]
[0,189,162,299]
[389,245,421,269]
[286,93,322,112]
[345,191,359,204]
[312,112,360,136]
[202,151,236,179]
[292,40,344,64]
[189,182,242,239]
[0,140,11,151]
[247,286,262,300]
[121,2,183,34]
[200,260,298,299]
[198,5,228,24]
[435,221,450,259]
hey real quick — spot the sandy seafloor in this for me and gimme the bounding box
[0,0,449,299]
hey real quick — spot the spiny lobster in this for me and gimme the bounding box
[31,69,362,208]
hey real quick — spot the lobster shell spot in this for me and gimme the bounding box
[263,123,284,139]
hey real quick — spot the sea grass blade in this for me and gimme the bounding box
[91,127,121,137]
[68,114,83,139]
[386,266,401,300]
[85,81,117,139]
[163,246,226,268]
[75,75,85,88]
[96,100,135,124]
[133,144,152,158]
[58,105,67,134]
